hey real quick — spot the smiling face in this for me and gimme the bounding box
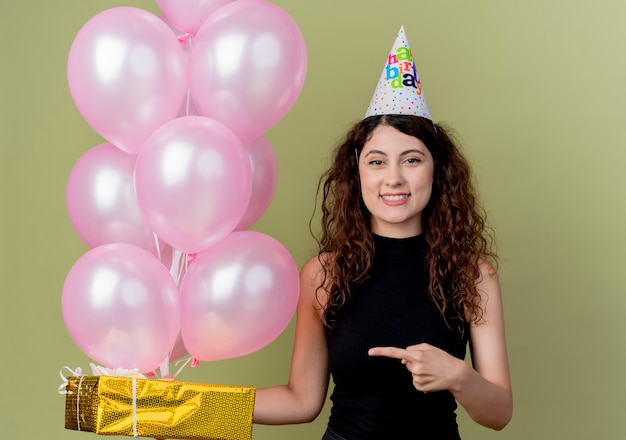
[358,124,434,238]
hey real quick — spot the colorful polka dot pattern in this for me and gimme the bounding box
[64,375,255,439]
[364,26,431,120]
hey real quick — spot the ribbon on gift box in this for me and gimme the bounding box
[59,365,143,437]
[58,367,87,433]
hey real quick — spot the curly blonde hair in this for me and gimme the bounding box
[314,114,497,333]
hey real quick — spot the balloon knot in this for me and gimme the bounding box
[191,358,200,368]
[177,33,193,44]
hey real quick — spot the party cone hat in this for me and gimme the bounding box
[364,26,431,120]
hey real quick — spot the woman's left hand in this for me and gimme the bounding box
[368,343,466,393]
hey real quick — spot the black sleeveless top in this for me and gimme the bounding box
[326,234,468,439]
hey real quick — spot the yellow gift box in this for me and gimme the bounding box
[64,375,255,439]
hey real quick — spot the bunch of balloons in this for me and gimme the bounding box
[61,0,306,374]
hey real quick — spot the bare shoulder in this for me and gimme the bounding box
[300,255,325,283]
[300,252,334,290]
[471,258,503,326]
[477,257,498,281]
[299,253,331,312]
[476,258,501,297]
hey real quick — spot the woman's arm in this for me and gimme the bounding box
[368,260,512,430]
[252,256,330,425]
[450,260,512,430]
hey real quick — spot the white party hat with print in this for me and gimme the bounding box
[364,26,431,120]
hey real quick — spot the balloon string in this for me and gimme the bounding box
[172,356,192,377]
[168,249,188,286]
[168,249,180,281]
[177,250,187,285]
[153,232,161,260]
[185,252,193,273]
[160,248,190,377]
[185,86,192,116]
[156,351,200,379]
[164,250,181,376]
[159,354,170,378]
[174,355,200,377]
[182,34,194,116]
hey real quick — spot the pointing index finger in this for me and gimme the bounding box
[368,346,408,359]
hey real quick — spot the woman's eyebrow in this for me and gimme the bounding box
[400,148,427,156]
[363,149,386,157]
[363,148,426,157]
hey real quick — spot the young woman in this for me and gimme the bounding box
[252,114,512,439]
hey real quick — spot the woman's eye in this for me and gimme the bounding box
[368,159,384,166]
[405,157,422,164]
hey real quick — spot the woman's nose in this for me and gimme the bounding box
[384,165,404,186]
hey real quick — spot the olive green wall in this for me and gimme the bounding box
[2,1,625,439]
